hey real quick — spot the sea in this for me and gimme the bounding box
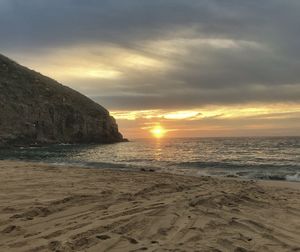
[0,137,299,182]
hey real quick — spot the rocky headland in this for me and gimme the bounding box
[0,54,124,146]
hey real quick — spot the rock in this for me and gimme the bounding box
[0,53,124,146]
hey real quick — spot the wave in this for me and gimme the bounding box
[286,173,300,182]
[50,160,141,170]
[177,161,300,170]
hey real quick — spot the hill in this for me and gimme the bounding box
[0,54,124,146]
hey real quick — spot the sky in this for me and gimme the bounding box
[1,0,300,138]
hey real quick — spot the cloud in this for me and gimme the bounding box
[1,0,300,110]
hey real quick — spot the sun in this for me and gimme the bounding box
[150,125,166,138]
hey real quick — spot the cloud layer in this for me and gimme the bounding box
[1,0,300,111]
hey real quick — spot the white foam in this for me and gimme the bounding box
[286,173,300,182]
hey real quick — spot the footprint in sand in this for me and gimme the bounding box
[96,234,111,240]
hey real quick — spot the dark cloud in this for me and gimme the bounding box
[93,84,300,110]
[1,0,300,110]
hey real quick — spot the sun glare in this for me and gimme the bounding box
[151,125,166,138]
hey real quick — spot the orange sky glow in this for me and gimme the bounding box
[111,104,300,139]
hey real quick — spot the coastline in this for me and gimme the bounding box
[0,160,299,252]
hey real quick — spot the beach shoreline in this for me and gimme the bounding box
[0,160,299,251]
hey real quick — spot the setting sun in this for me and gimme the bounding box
[150,125,167,138]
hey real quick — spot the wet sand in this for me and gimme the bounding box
[0,160,299,252]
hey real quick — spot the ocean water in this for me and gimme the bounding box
[0,137,299,182]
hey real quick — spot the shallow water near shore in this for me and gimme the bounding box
[0,136,299,182]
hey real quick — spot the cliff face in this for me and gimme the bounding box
[0,54,124,146]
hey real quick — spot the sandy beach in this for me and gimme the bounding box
[0,160,299,252]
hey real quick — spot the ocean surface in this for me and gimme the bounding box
[1,137,299,182]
